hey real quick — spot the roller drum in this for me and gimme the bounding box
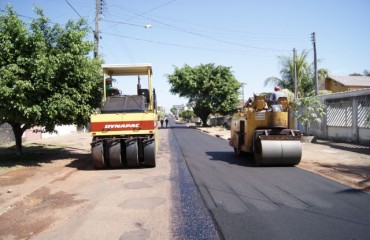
[254,140,302,166]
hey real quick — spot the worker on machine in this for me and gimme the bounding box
[105,77,121,96]
[271,86,285,104]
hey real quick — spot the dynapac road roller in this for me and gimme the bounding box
[90,64,158,169]
[229,95,302,166]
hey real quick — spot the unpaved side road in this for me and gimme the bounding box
[0,131,173,240]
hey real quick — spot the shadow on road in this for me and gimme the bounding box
[0,143,90,169]
[205,151,256,167]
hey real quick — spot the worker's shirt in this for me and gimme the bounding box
[272,91,285,103]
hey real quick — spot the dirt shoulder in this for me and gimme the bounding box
[0,134,91,213]
[299,141,370,193]
[194,125,370,194]
[0,132,173,239]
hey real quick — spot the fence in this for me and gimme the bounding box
[307,89,370,145]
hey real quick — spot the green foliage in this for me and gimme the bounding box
[0,6,102,153]
[264,50,329,98]
[179,110,195,121]
[318,90,332,95]
[293,96,326,135]
[167,63,240,126]
[157,106,165,119]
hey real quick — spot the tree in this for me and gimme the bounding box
[264,50,328,97]
[350,70,370,76]
[0,7,102,154]
[156,106,165,120]
[294,96,326,136]
[179,110,195,122]
[167,63,240,126]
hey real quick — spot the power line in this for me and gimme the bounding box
[110,5,290,52]
[64,0,100,57]
[0,9,33,20]
[107,3,305,39]
[63,0,95,32]
[101,19,151,28]
[150,15,307,41]
[107,4,307,39]
[123,0,177,22]
[101,31,276,57]
[64,0,83,19]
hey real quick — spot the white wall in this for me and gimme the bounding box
[42,125,79,139]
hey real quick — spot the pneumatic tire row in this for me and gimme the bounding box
[91,139,156,169]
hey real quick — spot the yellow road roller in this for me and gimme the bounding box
[229,95,302,166]
[90,64,158,169]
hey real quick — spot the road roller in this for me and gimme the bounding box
[229,94,302,166]
[90,64,158,169]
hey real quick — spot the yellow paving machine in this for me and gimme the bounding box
[229,95,302,166]
[90,64,158,169]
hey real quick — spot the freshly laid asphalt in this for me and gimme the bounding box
[193,123,370,193]
[171,121,370,240]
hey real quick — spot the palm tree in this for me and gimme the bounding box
[264,50,328,97]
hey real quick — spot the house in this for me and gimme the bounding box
[325,76,370,93]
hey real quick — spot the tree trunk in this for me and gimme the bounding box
[193,105,211,127]
[306,121,311,136]
[10,123,27,155]
[200,115,209,127]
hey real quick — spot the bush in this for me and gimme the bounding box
[293,96,326,135]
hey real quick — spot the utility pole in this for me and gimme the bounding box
[293,48,297,99]
[312,32,318,95]
[241,82,247,105]
[94,0,103,59]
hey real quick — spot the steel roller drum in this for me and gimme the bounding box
[255,140,302,166]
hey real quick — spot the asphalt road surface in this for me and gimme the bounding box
[171,120,370,240]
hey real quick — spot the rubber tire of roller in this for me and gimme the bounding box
[109,141,122,168]
[144,141,156,168]
[92,142,105,169]
[126,141,139,167]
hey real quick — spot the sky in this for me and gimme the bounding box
[1,0,370,112]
